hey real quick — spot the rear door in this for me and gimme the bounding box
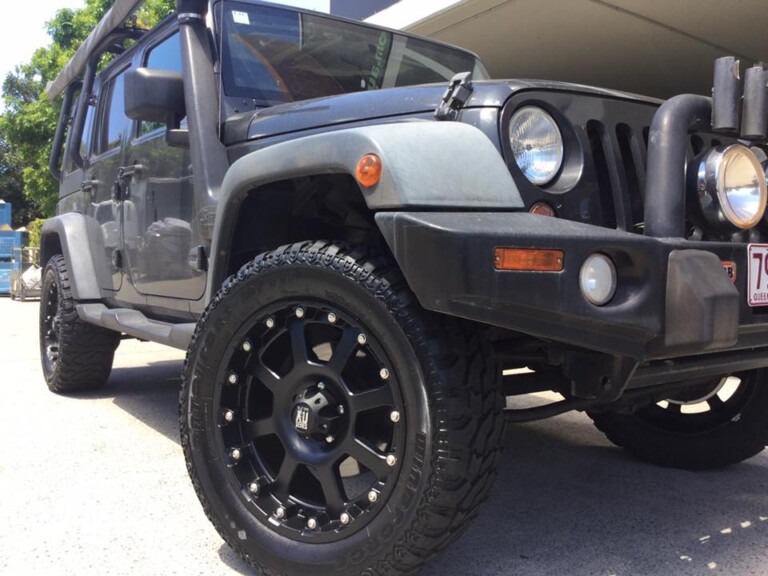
[87,66,132,292]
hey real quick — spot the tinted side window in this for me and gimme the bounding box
[96,71,130,154]
[62,88,93,174]
[140,33,181,136]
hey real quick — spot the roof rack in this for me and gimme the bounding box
[45,0,149,101]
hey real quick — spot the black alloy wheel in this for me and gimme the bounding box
[181,242,505,575]
[217,300,406,542]
[41,272,61,375]
[589,370,768,469]
[39,255,120,393]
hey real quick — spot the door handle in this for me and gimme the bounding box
[117,163,145,180]
[81,179,100,193]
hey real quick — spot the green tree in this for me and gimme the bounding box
[0,136,41,227]
[0,0,174,220]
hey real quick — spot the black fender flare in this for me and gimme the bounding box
[208,121,522,296]
[40,213,109,301]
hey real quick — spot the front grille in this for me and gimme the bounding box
[584,120,736,233]
[503,90,762,237]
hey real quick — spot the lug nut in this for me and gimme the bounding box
[368,490,378,503]
[317,382,326,390]
[338,405,345,415]
[390,411,400,423]
[379,368,390,380]
[248,481,259,495]
[265,317,275,329]
[295,307,305,319]
[327,312,337,324]
[242,340,252,352]
[386,454,397,467]
[231,448,241,461]
[340,512,350,525]
[307,517,318,530]
[325,435,335,444]
[357,333,367,345]
[275,506,286,519]
[224,410,235,422]
[227,372,238,385]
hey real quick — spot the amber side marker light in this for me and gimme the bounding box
[356,154,382,187]
[494,247,564,272]
[529,202,556,217]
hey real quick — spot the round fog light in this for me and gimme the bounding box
[580,253,617,306]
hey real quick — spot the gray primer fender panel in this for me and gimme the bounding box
[209,121,522,296]
[41,213,106,301]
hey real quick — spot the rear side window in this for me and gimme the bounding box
[140,32,182,136]
[95,70,130,154]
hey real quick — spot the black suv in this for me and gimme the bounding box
[41,0,768,574]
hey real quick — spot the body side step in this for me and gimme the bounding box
[77,303,195,350]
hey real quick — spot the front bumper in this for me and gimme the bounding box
[376,211,768,361]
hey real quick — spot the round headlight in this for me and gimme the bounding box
[509,107,564,185]
[697,144,767,229]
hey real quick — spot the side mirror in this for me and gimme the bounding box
[125,68,189,147]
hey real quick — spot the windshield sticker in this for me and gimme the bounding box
[232,11,250,25]
[367,32,391,90]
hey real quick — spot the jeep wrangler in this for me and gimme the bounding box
[41,0,768,574]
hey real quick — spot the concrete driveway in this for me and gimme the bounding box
[1,296,767,575]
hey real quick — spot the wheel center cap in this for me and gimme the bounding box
[292,404,312,433]
[290,386,342,438]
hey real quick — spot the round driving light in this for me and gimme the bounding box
[579,253,617,306]
[509,107,564,185]
[696,144,767,229]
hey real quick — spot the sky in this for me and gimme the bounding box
[0,0,330,102]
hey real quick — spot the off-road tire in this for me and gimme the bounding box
[40,255,120,393]
[180,241,505,576]
[589,370,768,469]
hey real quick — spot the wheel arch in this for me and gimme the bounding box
[208,121,522,297]
[40,213,107,301]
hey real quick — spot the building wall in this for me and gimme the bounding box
[330,0,397,20]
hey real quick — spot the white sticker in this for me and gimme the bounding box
[232,10,250,25]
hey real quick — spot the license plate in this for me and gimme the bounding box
[748,244,768,306]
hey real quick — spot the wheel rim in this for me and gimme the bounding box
[215,300,405,543]
[637,373,756,434]
[42,276,61,374]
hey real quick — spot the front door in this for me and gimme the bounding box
[121,29,206,301]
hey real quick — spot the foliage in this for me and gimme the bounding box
[0,136,40,227]
[0,0,174,220]
[27,218,46,248]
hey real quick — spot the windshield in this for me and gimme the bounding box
[220,1,489,106]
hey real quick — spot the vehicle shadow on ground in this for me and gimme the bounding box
[97,363,768,576]
[81,359,185,444]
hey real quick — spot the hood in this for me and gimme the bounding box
[222,79,662,145]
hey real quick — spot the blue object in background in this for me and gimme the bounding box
[0,261,11,294]
[0,231,23,259]
[0,203,10,228]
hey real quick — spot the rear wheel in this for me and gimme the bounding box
[39,255,120,393]
[589,370,768,469]
[180,242,504,575]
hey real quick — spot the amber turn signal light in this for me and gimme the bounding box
[356,154,383,187]
[494,247,564,272]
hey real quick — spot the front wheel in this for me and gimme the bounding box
[589,370,768,469]
[180,242,504,575]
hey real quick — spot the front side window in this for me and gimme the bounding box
[220,2,486,106]
[96,70,129,154]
